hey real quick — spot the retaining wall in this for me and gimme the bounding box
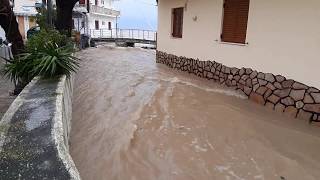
[0,76,80,179]
[157,51,320,123]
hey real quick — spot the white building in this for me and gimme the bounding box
[157,0,320,122]
[0,27,5,41]
[73,0,120,38]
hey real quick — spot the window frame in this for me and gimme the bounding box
[220,0,250,45]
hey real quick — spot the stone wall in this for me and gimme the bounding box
[0,76,81,179]
[156,51,320,123]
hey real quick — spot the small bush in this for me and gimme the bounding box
[3,29,79,83]
[26,29,71,52]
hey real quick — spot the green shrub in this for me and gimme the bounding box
[32,42,79,77]
[35,7,57,31]
[26,29,72,52]
[2,56,34,83]
[3,29,79,83]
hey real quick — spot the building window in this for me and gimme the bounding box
[171,7,184,38]
[95,20,99,30]
[221,0,250,44]
[108,22,112,30]
[95,0,98,5]
[79,0,85,4]
[102,21,105,25]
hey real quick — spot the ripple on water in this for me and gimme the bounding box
[71,47,320,180]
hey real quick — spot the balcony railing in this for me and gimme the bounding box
[74,3,120,17]
[89,28,157,42]
[90,4,120,17]
[76,4,87,8]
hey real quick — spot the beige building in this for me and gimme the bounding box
[13,0,39,39]
[156,0,320,122]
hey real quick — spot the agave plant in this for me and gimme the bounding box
[3,41,80,83]
[31,42,80,78]
[2,55,34,83]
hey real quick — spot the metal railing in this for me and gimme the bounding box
[89,28,157,42]
[90,5,120,16]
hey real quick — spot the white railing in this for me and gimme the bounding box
[89,29,157,41]
[73,4,120,16]
[90,5,120,16]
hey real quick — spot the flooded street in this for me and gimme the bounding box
[70,46,320,180]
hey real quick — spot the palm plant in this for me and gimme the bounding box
[31,42,79,78]
[2,56,34,84]
[2,29,80,85]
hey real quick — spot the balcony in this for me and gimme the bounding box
[73,3,120,17]
[73,3,88,13]
[90,4,120,17]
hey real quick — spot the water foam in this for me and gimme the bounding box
[159,77,247,99]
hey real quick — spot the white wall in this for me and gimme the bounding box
[88,14,116,29]
[87,0,117,30]
[88,14,117,37]
[13,0,38,15]
[90,0,114,8]
[73,0,118,37]
[0,27,5,41]
[158,0,320,89]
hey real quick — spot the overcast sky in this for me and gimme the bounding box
[114,0,157,31]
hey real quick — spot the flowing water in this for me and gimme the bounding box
[70,46,320,180]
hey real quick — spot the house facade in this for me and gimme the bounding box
[157,0,320,122]
[73,0,120,38]
[13,0,39,39]
[0,28,5,41]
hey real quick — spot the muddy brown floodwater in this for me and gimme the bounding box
[71,46,320,180]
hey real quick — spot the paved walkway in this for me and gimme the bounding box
[0,59,15,119]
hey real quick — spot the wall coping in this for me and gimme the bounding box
[0,76,81,179]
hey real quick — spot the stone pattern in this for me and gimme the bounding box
[156,51,320,123]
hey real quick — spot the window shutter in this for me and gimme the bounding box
[172,9,177,37]
[177,8,183,38]
[172,7,184,38]
[222,0,250,44]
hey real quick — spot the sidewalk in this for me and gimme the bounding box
[0,59,15,119]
